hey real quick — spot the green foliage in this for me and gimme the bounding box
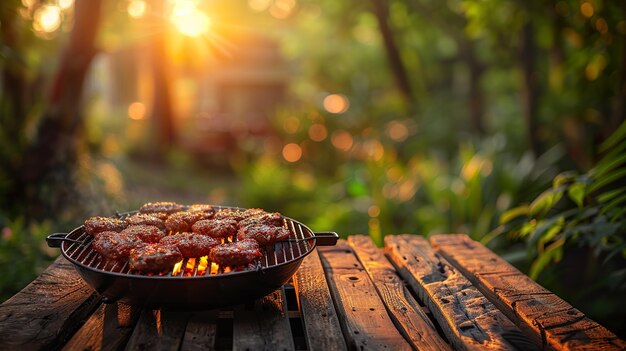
[498,121,626,284]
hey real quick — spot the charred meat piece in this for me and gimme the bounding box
[139,201,185,215]
[188,204,215,215]
[165,211,213,233]
[84,216,128,236]
[238,212,283,230]
[212,209,247,222]
[92,231,144,261]
[208,239,263,266]
[129,243,183,273]
[237,225,291,245]
[160,233,219,257]
[121,225,165,243]
[126,213,166,231]
[192,218,238,238]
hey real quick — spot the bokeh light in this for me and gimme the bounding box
[323,94,349,114]
[331,130,353,151]
[283,116,300,134]
[128,0,147,18]
[57,0,74,10]
[368,205,380,217]
[282,143,303,162]
[128,102,147,120]
[269,0,297,19]
[386,120,409,142]
[580,2,593,18]
[308,123,327,141]
[248,0,272,12]
[33,5,62,33]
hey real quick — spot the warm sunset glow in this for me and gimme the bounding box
[331,130,353,151]
[323,94,350,114]
[128,102,147,120]
[127,0,147,18]
[33,5,62,33]
[248,0,272,12]
[308,123,328,141]
[282,143,303,162]
[170,2,211,37]
[57,0,74,10]
[269,0,297,19]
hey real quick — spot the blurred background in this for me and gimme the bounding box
[1,0,625,336]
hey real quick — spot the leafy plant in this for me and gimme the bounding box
[497,121,626,283]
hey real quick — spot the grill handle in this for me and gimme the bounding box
[282,232,339,246]
[46,233,85,248]
[313,232,339,246]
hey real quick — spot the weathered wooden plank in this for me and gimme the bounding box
[124,308,189,350]
[385,234,526,351]
[232,288,295,351]
[180,310,218,351]
[430,234,626,351]
[318,240,412,351]
[293,250,347,351]
[348,235,451,350]
[0,256,101,350]
[62,302,141,351]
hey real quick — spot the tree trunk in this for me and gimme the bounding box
[19,0,103,218]
[370,0,416,114]
[519,20,542,157]
[459,42,486,135]
[150,0,176,158]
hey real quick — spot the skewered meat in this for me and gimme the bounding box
[188,204,215,214]
[84,217,128,236]
[129,244,183,273]
[237,225,291,245]
[121,225,165,243]
[238,212,283,229]
[92,231,144,261]
[208,239,263,266]
[139,201,185,214]
[165,211,213,234]
[160,233,219,257]
[126,213,166,231]
[192,218,238,238]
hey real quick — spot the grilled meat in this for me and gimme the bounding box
[237,225,291,245]
[188,204,215,214]
[121,225,165,243]
[126,213,166,231]
[92,231,144,261]
[165,211,213,234]
[129,243,183,273]
[84,217,128,236]
[238,212,283,229]
[139,201,185,215]
[160,233,220,257]
[192,218,238,238]
[208,239,263,266]
[212,208,266,222]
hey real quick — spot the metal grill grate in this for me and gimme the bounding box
[61,206,315,278]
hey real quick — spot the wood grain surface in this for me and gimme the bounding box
[430,234,626,351]
[385,234,528,351]
[232,288,295,351]
[62,302,141,351]
[318,240,412,351]
[348,234,451,351]
[0,256,100,350]
[293,250,347,351]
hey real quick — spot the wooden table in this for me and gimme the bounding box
[0,234,624,350]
